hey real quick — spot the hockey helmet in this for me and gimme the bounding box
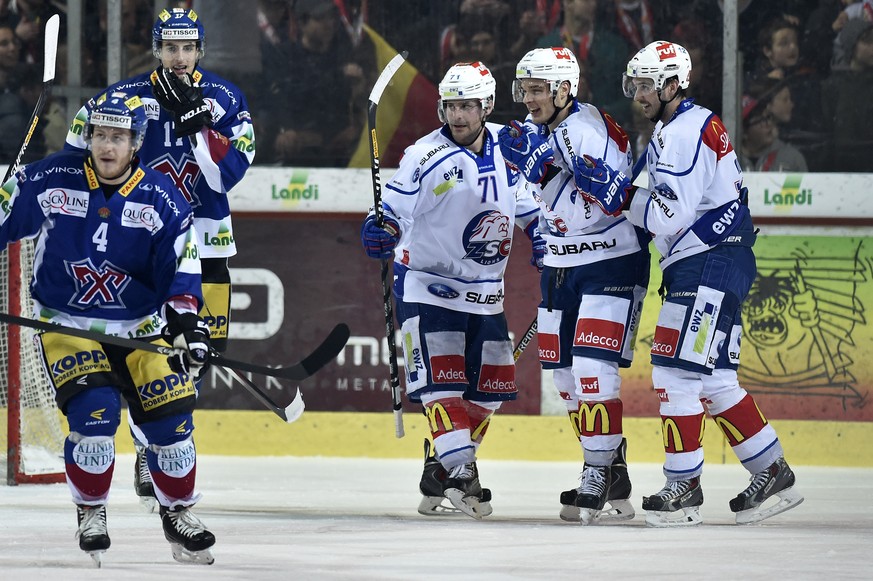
[86,91,149,152]
[512,47,580,102]
[437,61,496,123]
[152,8,205,59]
[623,41,692,98]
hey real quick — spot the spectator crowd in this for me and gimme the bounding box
[2,0,873,173]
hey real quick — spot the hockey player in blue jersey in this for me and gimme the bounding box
[0,93,216,565]
[360,62,541,519]
[496,47,650,525]
[64,7,254,509]
[573,40,804,527]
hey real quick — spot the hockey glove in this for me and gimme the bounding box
[152,67,212,137]
[498,120,555,184]
[361,215,401,260]
[161,307,211,379]
[525,219,545,272]
[573,155,634,217]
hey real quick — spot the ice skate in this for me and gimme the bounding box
[417,439,492,517]
[161,506,216,565]
[134,443,157,513]
[443,462,488,520]
[731,457,804,525]
[76,504,110,568]
[560,437,635,523]
[642,477,704,527]
[573,464,611,525]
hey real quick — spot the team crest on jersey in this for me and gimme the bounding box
[150,152,202,208]
[654,183,677,200]
[462,210,511,265]
[65,259,131,309]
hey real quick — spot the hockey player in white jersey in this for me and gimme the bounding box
[574,40,804,527]
[497,47,650,525]
[360,62,541,519]
[64,7,255,510]
[0,93,216,564]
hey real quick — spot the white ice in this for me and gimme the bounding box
[1,455,871,580]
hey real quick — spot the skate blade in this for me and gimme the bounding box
[138,495,158,514]
[170,543,215,565]
[561,499,635,523]
[735,487,804,525]
[86,550,106,568]
[579,507,602,525]
[444,488,485,520]
[645,506,703,528]
[600,498,635,521]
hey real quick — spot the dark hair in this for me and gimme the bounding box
[757,17,798,53]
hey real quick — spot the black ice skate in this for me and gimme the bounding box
[161,506,216,565]
[443,461,488,520]
[76,504,110,568]
[417,439,492,517]
[134,443,157,513]
[642,477,704,527]
[560,437,635,523]
[730,457,804,524]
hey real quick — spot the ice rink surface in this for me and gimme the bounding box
[1,454,871,580]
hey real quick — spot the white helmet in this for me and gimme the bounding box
[623,40,692,98]
[513,47,580,102]
[437,61,496,122]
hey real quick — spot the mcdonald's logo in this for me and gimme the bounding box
[471,416,491,442]
[714,416,745,446]
[568,411,582,439]
[578,402,610,436]
[425,402,453,434]
[661,415,705,452]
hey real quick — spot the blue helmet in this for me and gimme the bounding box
[152,8,205,59]
[86,92,148,151]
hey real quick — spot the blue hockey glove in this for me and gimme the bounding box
[525,219,545,272]
[498,120,555,184]
[361,215,401,259]
[161,307,211,379]
[573,155,634,217]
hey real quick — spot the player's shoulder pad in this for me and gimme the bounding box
[15,150,83,185]
[407,131,455,171]
[699,112,735,160]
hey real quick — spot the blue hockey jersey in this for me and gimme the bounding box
[0,150,202,338]
[65,67,255,259]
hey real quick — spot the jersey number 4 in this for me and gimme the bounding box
[92,222,109,252]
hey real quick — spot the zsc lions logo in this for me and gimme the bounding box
[462,210,511,266]
[427,283,459,299]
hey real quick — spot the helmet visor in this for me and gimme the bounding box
[622,74,656,99]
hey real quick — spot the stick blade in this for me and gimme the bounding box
[283,388,305,424]
[367,52,407,105]
[43,14,60,83]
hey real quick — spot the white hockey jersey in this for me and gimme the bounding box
[380,123,539,315]
[529,101,642,268]
[627,100,747,269]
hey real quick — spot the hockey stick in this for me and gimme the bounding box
[224,367,305,423]
[2,14,59,184]
[368,51,407,438]
[513,317,538,362]
[0,311,349,382]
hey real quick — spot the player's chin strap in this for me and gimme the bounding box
[545,95,575,129]
[654,87,684,122]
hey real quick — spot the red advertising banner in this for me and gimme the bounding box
[196,216,872,422]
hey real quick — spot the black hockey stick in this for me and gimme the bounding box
[2,14,59,184]
[367,52,408,438]
[513,317,538,362]
[0,311,349,382]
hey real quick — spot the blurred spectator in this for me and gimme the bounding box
[831,0,873,69]
[439,0,511,73]
[265,0,375,166]
[673,17,722,111]
[0,21,29,162]
[821,17,873,171]
[16,62,66,157]
[749,17,802,81]
[6,0,65,65]
[258,0,293,73]
[508,2,552,65]
[537,0,631,125]
[612,0,655,48]
[739,94,808,172]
